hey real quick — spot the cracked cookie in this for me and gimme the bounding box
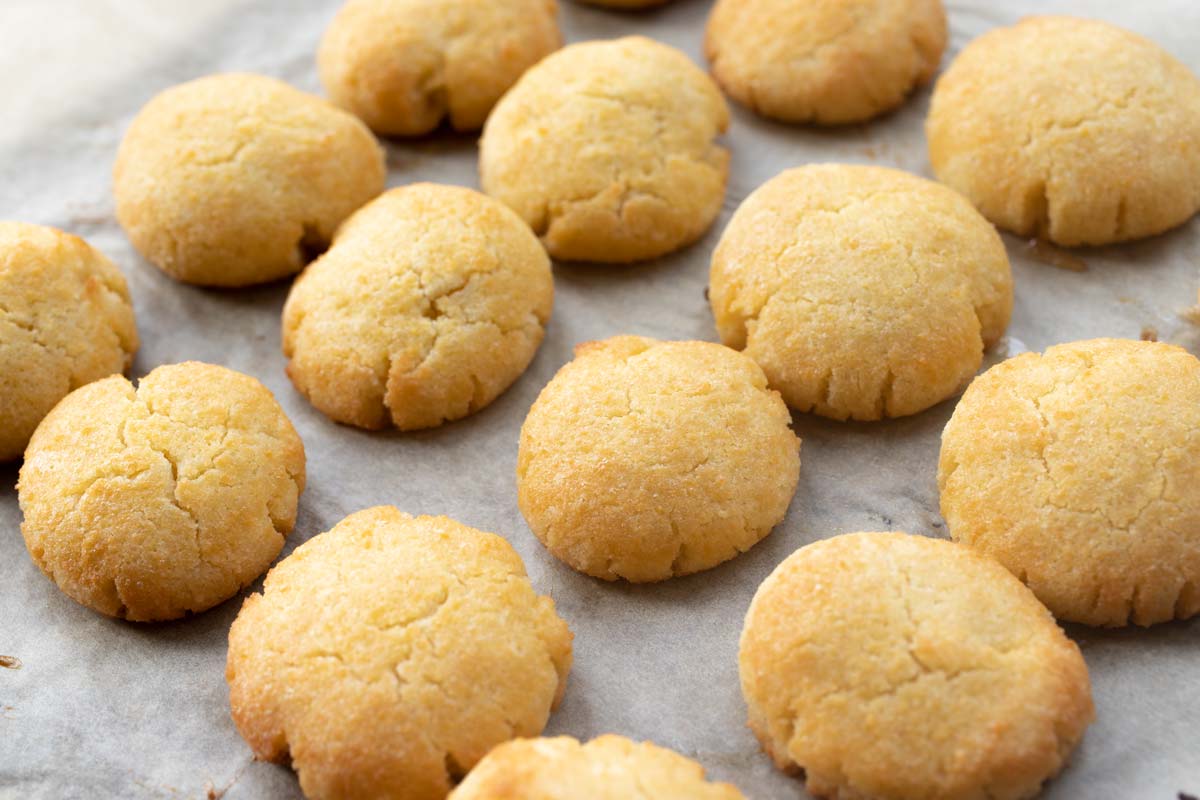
[0,222,138,462]
[939,338,1200,627]
[517,336,800,582]
[226,506,573,800]
[480,36,729,263]
[740,531,1093,800]
[927,16,1200,246]
[282,183,553,430]
[18,362,305,621]
[318,0,561,136]
[449,735,746,799]
[705,0,946,125]
[709,164,1012,421]
[114,73,385,287]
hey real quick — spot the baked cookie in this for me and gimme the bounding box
[939,338,1200,627]
[18,362,304,622]
[449,735,746,800]
[0,222,138,462]
[227,506,573,800]
[114,73,385,287]
[927,15,1200,246]
[517,336,800,582]
[480,37,729,263]
[705,0,946,124]
[740,532,1093,800]
[318,0,561,136]
[283,184,553,430]
[709,164,1012,420]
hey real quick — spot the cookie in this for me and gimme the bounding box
[283,183,553,431]
[709,164,1012,420]
[449,735,746,800]
[939,338,1200,627]
[740,532,1094,800]
[226,506,573,800]
[517,336,800,582]
[114,73,386,287]
[0,222,138,462]
[18,362,305,622]
[480,36,729,263]
[927,15,1200,246]
[318,0,561,136]
[705,0,946,124]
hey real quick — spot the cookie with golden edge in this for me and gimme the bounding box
[709,164,1012,421]
[114,73,385,287]
[18,362,305,621]
[0,222,138,462]
[927,15,1200,246]
[705,0,946,124]
[939,338,1200,627]
[480,36,730,263]
[227,506,573,800]
[740,532,1094,800]
[318,0,561,136]
[517,336,800,582]
[282,183,553,431]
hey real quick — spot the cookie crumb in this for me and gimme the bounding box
[1140,327,1159,342]
[0,655,21,669]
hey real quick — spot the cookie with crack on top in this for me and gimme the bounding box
[709,164,1012,421]
[517,336,800,582]
[114,73,385,287]
[927,15,1200,246]
[0,222,138,462]
[18,362,305,622]
[480,36,730,263]
[318,0,561,136]
[740,532,1094,800]
[939,338,1200,627]
[282,183,553,431]
[226,506,573,800]
[448,735,747,799]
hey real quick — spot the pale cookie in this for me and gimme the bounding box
[0,222,138,462]
[318,0,561,136]
[283,184,553,431]
[114,73,386,287]
[740,532,1094,800]
[517,336,800,582]
[705,0,946,124]
[480,36,729,263]
[227,506,573,800]
[18,362,305,622]
[709,164,1012,421]
[939,338,1200,627]
[927,15,1200,246]
[449,735,746,800]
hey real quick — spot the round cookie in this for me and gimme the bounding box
[318,0,561,136]
[0,222,138,462]
[114,73,386,287]
[927,16,1200,246]
[939,338,1200,627]
[480,36,730,263]
[709,164,1012,421]
[517,336,800,582]
[705,0,946,125]
[18,362,305,621]
[226,506,573,800]
[282,183,553,430]
[449,735,746,800]
[740,532,1094,800]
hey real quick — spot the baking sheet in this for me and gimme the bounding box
[1,1,1198,797]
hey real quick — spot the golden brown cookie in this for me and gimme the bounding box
[740,532,1094,800]
[227,506,573,800]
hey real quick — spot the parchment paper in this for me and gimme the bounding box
[1,1,1198,797]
